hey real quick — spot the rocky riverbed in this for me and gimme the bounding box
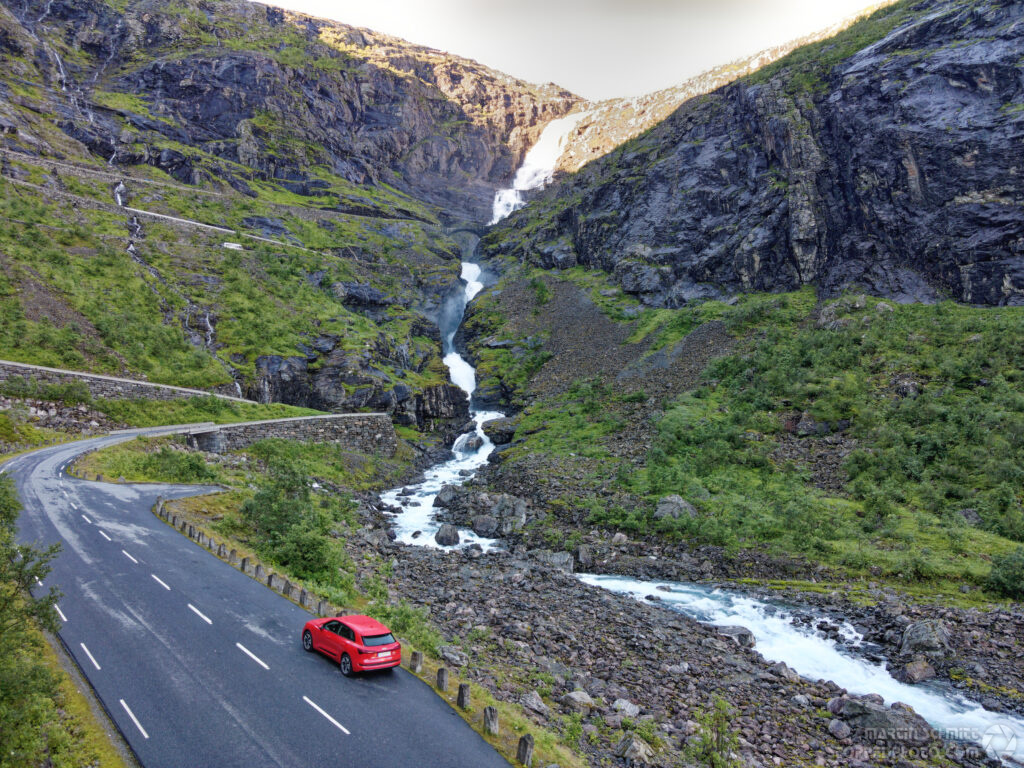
[350,500,1005,767]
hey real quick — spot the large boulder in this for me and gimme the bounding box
[520,690,550,717]
[529,549,574,573]
[716,625,756,648]
[898,620,952,658]
[840,698,937,747]
[614,734,654,764]
[439,645,468,667]
[902,658,937,684]
[434,524,460,547]
[653,494,697,520]
[471,515,499,537]
[561,690,594,713]
[482,417,517,445]
[433,484,459,508]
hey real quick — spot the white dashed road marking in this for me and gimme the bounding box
[55,605,67,622]
[151,574,170,590]
[188,604,212,625]
[80,643,101,671]
[236,643,269,670]
[120,699,149,739]
[303,696,350,734]
[99,530,111,541]
[122,550,138,564]
[81,514,91,523]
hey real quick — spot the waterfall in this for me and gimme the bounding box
[489,111,587,224]
[35,0,55,25]
[382,117,581,546]
[380,258,505,550]
[582,574,1024,765]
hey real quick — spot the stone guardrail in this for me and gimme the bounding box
[182,413,397,456]
[0,359,252,403]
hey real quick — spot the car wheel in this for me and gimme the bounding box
[302,630,313,652]
[340,653,353,677]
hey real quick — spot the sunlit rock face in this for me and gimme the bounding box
[484,0,1024,307]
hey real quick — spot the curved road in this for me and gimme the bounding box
[5,430,509,768]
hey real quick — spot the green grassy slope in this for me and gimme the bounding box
[469,260,1024,601]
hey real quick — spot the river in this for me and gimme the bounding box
[379,115,1024,764]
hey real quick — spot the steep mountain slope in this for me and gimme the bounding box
[484,0,1024,306]
[0,0,577,223]
[555,11,887,174]
[0,0,578,425]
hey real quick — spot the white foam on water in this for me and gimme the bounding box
[580,573,1024,763]
[383,261,504,550]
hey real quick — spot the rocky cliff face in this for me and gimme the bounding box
[554,18,865,175]
[0,0,577,224]
[484,0,1024,306]
[0,0,581,424]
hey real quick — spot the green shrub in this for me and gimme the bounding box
[987,548,1024,600]
[0,378,92,406]
[686,696,741,768]
[139,446,218,483]
[0,476,69,765]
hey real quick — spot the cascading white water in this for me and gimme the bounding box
[581,574,1024,764]
[489,111,587,224]
[383,114,587,546]
[376,101,1024,766]
[381,261,505,549]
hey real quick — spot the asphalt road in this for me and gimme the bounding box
[5,431,511,768]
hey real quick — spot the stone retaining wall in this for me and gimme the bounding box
[0,359,251,403]
[184,414,397,456]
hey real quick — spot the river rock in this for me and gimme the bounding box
[898,620,952,658]
[433,484,459,508]
[716,625,756,648]
[458,433,484,452]
[840,698,937,747]
[482,417,517,445]
[471,515,498,537]
[902,658,936,684]
[434,524,460,547]
[653,494,697,520]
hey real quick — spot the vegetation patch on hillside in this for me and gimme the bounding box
[490,288,1023,601]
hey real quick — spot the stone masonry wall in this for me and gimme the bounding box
[0,359,251,403]
[184,414,397,456]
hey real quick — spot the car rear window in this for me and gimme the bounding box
[362,632,396,647]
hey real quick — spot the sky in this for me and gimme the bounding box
[260,0,878,100]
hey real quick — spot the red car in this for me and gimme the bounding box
[302,614,401,676]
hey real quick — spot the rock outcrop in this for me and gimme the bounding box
[0,0,578,225]
[483,0,1024,306]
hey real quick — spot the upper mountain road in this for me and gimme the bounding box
[4,430,510,768]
